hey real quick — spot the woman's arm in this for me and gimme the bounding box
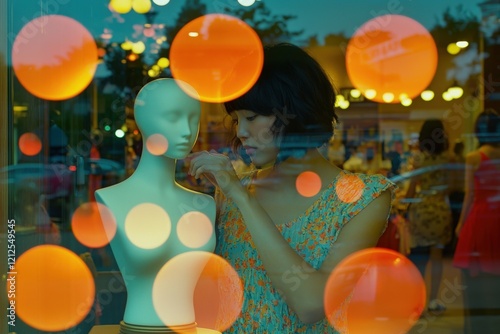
[189,151,391,323]
[455,151,480,237]
[404,152,423,199]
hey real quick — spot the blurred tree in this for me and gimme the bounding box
[223,1,303,45]
[154,0,303,75]
[166,0,305,51]
[101,42,148,92]
[165,0,207,47]
[153,0,207,78]
[430,5,480,46]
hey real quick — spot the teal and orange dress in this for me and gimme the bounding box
[215,170,395,333]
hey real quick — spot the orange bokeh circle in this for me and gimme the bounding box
[170,14,263,103]
[177,211,214,249]
[10,245,95,331]
[18,132,42,156]
[296,171,322,197]
[152,252,243,331]
[146,134,169,156]
[72,202,117,248]
[193,253,244,332]
[335,173,365,203]
[346,15,437,103]
[324,248,426,334]
[12,15,98,101]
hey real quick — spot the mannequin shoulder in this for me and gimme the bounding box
[176,191,216,224]
[94,182,130,206]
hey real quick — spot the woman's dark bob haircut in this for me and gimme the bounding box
[223,43,339,161]
[418,119,449,155]
[475,109,500,146]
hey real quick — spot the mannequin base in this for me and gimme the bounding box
[89,322,221,334]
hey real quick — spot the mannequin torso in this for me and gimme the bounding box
[95,79,216,327]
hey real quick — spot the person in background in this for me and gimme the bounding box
[124,109,143,178]
[453,109,500,334]
[343,145,366,173]
[189,43,395,333]
[327,136,346,168]
[405,119,452,315]
[445,139,466,255]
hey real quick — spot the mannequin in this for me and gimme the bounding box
[92,79,218,333]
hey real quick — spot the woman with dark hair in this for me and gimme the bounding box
[453,109,500,334]
[189,43,395,332]
[405,119,452,315]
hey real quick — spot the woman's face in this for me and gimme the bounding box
[231,109,279,167]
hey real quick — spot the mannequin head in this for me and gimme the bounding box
[135,79,201,159]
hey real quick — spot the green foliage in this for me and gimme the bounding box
[430,5,480,46]
[165,0,208,47]
[223,1,303,45]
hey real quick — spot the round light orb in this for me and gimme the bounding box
[401,98,412,107]
[115,129,125,138]
[125,203,171,249]
[448,86,464,99]
[148,68,159,77]
[110,0,132,14]
[339,100,350,109]
[146,133,169,155]
[153,0,170,5]
[364,89,377,99]
[447,43,460,55]
[13,245,95,331]
[193,253,244,331]
[336,173,365,203]
[350,89,361,98]
[143,27,155,37]
[121,40,133,50]
[132,41,146,54]
[346,15,438,103]
[153,252,243,331]
[177,211,214,248]
[238,0,256,6]
[72,202,117,248]
[170,14,263,103]
[12,15,98,101]
[382,92,395,103]
[18,132,42,156]
[421,90,434,101]
[442,91,453,101]
[132,0,152,14]
[296,171,322,198]
[324,248,426,334]
[157,57,170,68]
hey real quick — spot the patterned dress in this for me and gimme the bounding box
[407,152,452,247]
[215,170,395,333]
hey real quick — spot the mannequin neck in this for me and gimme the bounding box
[130,150,178,187]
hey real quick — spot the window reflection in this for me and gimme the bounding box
[3,1,500,332]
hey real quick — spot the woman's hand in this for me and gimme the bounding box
[188,150,242,196]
